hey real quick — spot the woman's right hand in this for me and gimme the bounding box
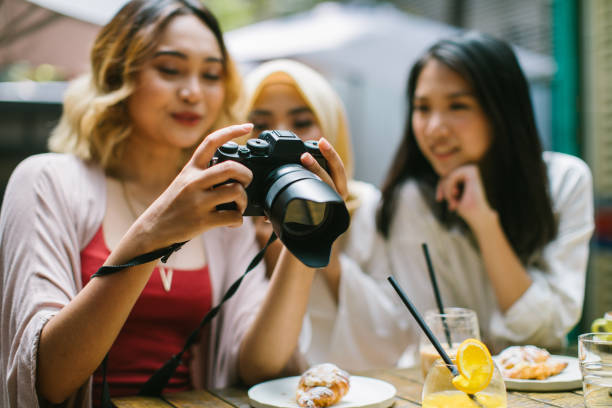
[135,123,254,250]
[436,164,496,231]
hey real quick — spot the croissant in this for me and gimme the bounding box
[296,363,350,408]
[498,345,567,380]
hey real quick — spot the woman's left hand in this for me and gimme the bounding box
[436,164,497,229]
[299,137,349,201]
[298,137,347,299]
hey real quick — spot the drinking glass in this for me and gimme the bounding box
[421,360,507,408]
[419,308,481,378]
[579,332,612,407]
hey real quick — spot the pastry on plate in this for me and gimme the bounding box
[296,363,350,408]
[497,345,567,380]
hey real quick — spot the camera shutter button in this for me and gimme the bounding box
[247,139,270,155]
[219,141,239,154]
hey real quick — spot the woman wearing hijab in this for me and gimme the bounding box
[243,59,381,369]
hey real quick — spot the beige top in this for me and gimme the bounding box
[0,153,269,407]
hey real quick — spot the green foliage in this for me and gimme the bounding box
[0,62,65,82]
[203,0,341,31]
[205,0,258,31]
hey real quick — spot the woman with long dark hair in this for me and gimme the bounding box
[311,32,593,369]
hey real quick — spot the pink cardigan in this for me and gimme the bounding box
[0,154,270,407]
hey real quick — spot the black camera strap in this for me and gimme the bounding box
[94,232,277,408]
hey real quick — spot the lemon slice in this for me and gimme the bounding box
[451,338,494,394]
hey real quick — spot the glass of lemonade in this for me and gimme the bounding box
[420,308,481,379]
[421,360,507,408]
[579,332,612,407]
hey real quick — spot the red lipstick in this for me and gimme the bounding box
[171,112,202,126]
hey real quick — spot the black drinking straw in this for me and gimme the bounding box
[387,275,458,377]
[388,276,485,407]
[422,243,453,349]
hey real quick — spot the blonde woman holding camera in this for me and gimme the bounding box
[0,1,347,407]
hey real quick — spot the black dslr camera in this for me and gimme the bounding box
[211,130,350,268]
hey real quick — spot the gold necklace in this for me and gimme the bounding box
[120,180,143,221]
[120,181,173,292]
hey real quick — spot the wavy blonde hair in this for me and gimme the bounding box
[49,0,244,171]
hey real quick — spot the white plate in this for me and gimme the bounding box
[248,376,396,408]
[492,355,582,391]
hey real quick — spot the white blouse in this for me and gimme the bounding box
[300,152,594,371]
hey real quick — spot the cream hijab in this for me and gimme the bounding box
[244,59,354,178]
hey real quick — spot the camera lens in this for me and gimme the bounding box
[282,200,329,237]
[263,164,349,268]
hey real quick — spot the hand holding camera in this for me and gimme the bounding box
[211,130,350,267]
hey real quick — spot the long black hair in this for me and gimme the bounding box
[376,32,557,262]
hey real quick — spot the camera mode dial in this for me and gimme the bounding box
[247,139,270,155]
[219,141,239,154]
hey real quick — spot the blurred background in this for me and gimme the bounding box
[0,0,610,336]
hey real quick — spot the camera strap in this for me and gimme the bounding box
[95,232,277,408]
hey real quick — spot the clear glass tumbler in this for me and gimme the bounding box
[421,360,507,408]
[578,332,612,407]
[419,308,481,379]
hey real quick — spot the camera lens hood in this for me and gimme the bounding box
[264,165,349,268]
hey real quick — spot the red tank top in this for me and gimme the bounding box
[80,226,212,403]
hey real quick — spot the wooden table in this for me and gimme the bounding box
[112,367,585,407]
